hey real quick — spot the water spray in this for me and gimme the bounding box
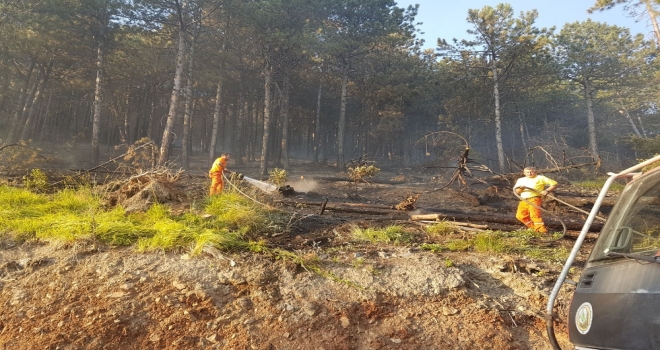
[242,176,278,193]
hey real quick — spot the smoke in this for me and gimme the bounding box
[289,176,319,193]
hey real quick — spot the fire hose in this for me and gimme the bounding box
[221,172,274,209]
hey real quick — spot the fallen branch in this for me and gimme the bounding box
[412,216,489,229]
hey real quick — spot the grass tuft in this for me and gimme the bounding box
[425,222,458,237]
[203,192,267,233]
[351,225,412,244]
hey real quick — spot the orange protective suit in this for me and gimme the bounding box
[209,156,227,195]
[515,197,547,233]
[513,172,557,233]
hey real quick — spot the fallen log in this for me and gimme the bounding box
[314,177,407,185]
[415,219,489,229]
[320,207,406,216]
[274,199,403,216]
[275,199,602,232]
[414,208,603,232]
[275,199,394,210]
[547,195,617,209]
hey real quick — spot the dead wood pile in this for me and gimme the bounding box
[393,193,420,211]
[99,170,187,212]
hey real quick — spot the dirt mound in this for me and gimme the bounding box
[0,242,577,350]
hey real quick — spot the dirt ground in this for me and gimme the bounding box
[0,154,600,350]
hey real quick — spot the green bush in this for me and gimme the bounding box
[24,169,48,192]
[268,168,288,186]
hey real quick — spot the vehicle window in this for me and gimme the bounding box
[602,183,660,256]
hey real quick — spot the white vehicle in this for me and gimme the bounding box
[546,155,660,350]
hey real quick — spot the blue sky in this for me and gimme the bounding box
[396,0,654,49]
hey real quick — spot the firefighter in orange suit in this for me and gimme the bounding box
[209,153,231,195]
[513,167,558,233]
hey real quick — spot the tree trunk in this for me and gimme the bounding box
[146,87,156,141]
[337,64,349,170]
[209,80,222,166]
[13,66,41,142]
[491,56,505,172]
[620,105,643,138]
[17,70,45,141]
[234,90,246,166]
[583,79,599,157]
[644,0,660,47]
[280,75,290,171]
[6,59,35,144]
[92,30,105,165]
[260,61,272,176]
[20,61,52,142]
[313,78,322,163]
[181,22,198,171]
[38,92,53,143]
[636,113,648,138]
[239,98,248,165]
[518,112,528,153]
[158,0,188,166]
[249,101,258,162]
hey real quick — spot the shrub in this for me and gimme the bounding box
[268,168,288,186]
[24,169,49,192]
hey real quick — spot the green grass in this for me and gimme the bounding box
[351,225,413,244]
[0,185,270,255]
[573,178,625,191]
[420,229,570,263]
[473,233,510,253]
[420,243,443,252]
[425,221,458,237]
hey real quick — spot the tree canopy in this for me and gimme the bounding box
[0,1,658,173]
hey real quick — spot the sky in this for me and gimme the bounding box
[396,0,655,49]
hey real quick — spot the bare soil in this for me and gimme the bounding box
[0,157,598,350]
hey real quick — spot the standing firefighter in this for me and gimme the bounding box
[513,167,558,233]
[209,153,231,195]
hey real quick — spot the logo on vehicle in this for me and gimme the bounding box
[575,302,593,335]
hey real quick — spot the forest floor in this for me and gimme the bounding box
[0,152,605,350]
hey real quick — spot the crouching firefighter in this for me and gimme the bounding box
[513,167,558,233]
